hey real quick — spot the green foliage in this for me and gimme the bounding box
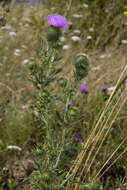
[0,105,32,147]
[27,40,90,189]
[74,55,89,80]
[46,26,61,42]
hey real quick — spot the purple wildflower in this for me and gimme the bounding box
[80,85,87,93]
[68,101,72,107]
[72,133,82,143]
[101,86,107,92]
[46,14,68,29]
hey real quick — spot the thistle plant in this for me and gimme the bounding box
[27,39,90,189]
[46,14,68,47]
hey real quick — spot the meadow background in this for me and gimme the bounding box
[0,0,127,189]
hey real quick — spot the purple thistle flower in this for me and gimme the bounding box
[72,133,82,143]
[46,14,68,29]
[80,85,87,93]
[101,86,107,92]
[68,101,72,107]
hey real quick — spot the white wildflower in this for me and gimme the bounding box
[59,36,66,42]
[22,59,29,65]
[91,66,100,71]
[1,25,12,30]
[63,44,70,50]
[87,35,92,40]
[71,36,80,41]
[24,18,31,22]
[14,52,20,56]
[99,54,111,59]
[24,24,29,28]
[68,21,72,25]
[21,45,27,49]
[83,3,88,8]
[14,49,21,56]
[73,29,81,34]
[99,55,106,59]
[73,14,83,18]
[34,110,39,117]
[7,145,22,151]
[89,27,94,32]
[22,104,29,110]
[121,40,127,44]
[9,31,16,36]
[15,49,20,53]
[108,86,115,92]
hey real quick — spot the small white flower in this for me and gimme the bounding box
[73,29,81,34]
[9,31,16,36]
[87,35,92,40]
[99,54,111,59]
[89,27,94,32]
[68,21,73,25]
[22,104,29,110]
[15,49,21,53]
[124,22,127,26]
[1,25,12,30]
[24,17,31,22]
[83,3,88,8]
[108,86,115,92]
[71,36,80,41]
[99,55,106,59]
[91,66,100,71]
[105,9,109,13]
[22,59,29,65]
[24,24,29,28]
[73,14,83,18]
[14,49,21,56]
[121,40,127,44]
[59,36,66,42]
[7,145,22,151]
[14,52,20,56]
[34,110,39,117]
[63,44,70,50]
[21,45,27,49]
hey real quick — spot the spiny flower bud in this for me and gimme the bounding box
[74,54,88,80]
[46,26,61,42]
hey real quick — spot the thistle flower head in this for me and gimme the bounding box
[68,101,72,107]
[46,14,68,29]
[80,85,87,93]
[72,133,82,143]
[101,86,107,92]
